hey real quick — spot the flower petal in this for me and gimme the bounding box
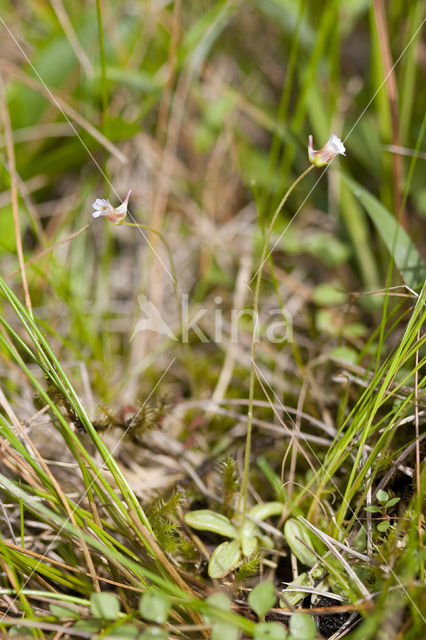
[92,198,109,210]
[329,134,346,155]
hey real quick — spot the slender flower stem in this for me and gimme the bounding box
[240,164,315,518]
[95,0,108,131]
[123,222,180,324]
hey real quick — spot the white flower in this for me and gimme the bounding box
[308,134,346,167]
[92,189,132,225]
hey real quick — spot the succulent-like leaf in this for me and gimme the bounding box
[284,519,317,567]
[184,510,238,538]
[240,520,259,557]
[208,539,241,579]
[249,502,284,521]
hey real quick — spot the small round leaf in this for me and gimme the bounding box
[140,627,169,640]
[204,592,231,625]
[139,588,171,624]
[90,592,120,621]
[212,621,240,640]
[289,612,316,640]
[254,622,288,640]
[376,490,389,503]
[248,581,276,619]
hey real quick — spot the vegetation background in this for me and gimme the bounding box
[0,1,424,639]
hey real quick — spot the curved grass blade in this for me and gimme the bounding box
[341,173,426,289]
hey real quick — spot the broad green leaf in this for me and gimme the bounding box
[248,581,276,620]
[249,502,284,521]
[365,506,381,513]
[284,519,317,567]
[254,621,288,640]
[90,592,120,620]
[208,539,241,579]
[184,510,237,538]
[377,521,390,532]
[289,612,317,640]
[342,174,426,289]
[139,588,171,624]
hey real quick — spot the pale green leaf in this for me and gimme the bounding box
[49,603,80,619]
[385,497,400,509]
[249,502,284,521]
[139,588,171,624]
[140,627,169,640]
[284,519,317,567]
[212,621,240,640]
[208,539,241,579]
[240,520,259,557]
[248,581,276,619]
[90,592,120,621]
[289,612,317,640]
[184,510,237,538]
[254,621,287,640]
[376,489,389,503]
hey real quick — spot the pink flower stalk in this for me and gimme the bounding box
[92,189,132,225]
[308,134,346,167]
